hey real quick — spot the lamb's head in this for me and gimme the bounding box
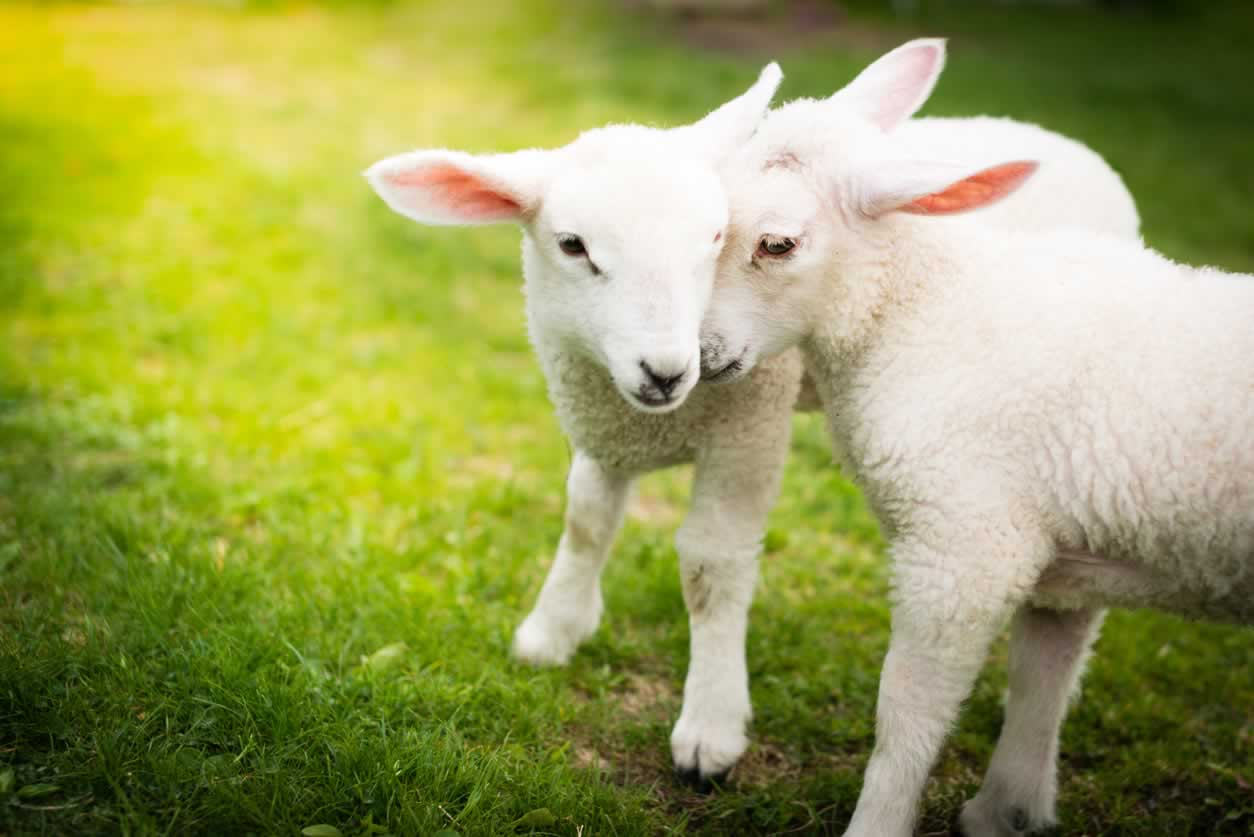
[700,39,1036,382]
[366,64,782,413]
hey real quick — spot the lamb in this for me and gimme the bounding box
[365,68,806,787]
[362,43,1142,787]
[698,40,1253,837]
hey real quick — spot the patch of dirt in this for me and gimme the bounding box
[619,671,681,718]
[565,663,874,820]
[566,667,692,803]
[568,728,840,822]
[728,738,800,787]
[624,0,905,56]
[570,745,608,772]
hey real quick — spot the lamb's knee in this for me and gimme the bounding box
[562,492,620,554]
[674,527,759,618]
[564,511,601,554]
[681,560,713,616]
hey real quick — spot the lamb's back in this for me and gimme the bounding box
[951,236,1252,596]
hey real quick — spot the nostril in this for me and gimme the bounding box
[640,360,686,396]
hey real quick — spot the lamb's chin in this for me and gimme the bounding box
[614,386,687,415]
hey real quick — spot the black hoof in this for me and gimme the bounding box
[1010,807,1030,832]
[674,765,729,794]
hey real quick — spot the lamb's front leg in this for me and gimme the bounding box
[513,451,631,666]
[960,606,1104,836]
[844,536,1044,837]
[671,435,789,788]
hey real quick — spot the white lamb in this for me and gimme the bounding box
[698,40,1253,837]
[363,43,1141,788]
[365,70,805,787]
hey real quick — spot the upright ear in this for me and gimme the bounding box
[856,159,1039,219]
[830,38,946,132]
[677,62,783,160]
[363,148,552,226]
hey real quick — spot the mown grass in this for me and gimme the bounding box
[1,1,1251,834]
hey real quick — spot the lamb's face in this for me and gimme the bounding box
[364,62,783,414]
[700,100,1039,384]
[700,164,830,383]
[525,138,729,412]
[700,102,874,383]
[701,38,1037,382]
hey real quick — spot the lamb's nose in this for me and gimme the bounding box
[640,360,686,396]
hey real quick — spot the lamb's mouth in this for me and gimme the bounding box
[701,353,745,384]
[634,390,675,409]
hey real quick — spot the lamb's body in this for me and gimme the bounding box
[786,219,1254,837]
[808,222,1254,621]
[696,39,1244,834]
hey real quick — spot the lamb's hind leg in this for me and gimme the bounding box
[513,451,631,666]
[670,427,791,788]
[960,606,1104,837]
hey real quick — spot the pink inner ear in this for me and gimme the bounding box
[385,164,522,221]
[903,161,1038,215]
[871,44,942,131]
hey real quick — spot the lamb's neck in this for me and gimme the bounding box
[805,216,976,378]
[800,219,990,491]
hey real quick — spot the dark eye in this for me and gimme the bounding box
[757,235,797,257]
[557,234,586,256]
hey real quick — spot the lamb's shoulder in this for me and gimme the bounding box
[881,232,1254,590]
[806,334,1002,540]
[819,230,1247,530]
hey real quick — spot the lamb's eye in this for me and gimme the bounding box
[757,235,797,257]
[557,234,586,256]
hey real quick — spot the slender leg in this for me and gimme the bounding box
[960,606,1105,836]
[843,535,1045,837]
[670,427,791,786]
[512,451,632,666]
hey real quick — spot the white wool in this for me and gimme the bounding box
[700,40,1248,837]
[897,115,1140,241]
[366,64,801,784]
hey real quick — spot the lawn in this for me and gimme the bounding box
[1,1,1251,834]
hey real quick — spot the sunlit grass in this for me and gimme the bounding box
[1,1,1251,834]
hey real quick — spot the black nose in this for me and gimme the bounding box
[640,360,686,397]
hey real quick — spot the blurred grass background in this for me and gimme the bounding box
[1,1,1251,834]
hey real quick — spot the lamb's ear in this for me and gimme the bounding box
[830,38,946,132]
[677,62,782,160]
[363,149,552,226]
[857,159,1039,218]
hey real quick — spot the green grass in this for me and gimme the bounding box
[1,1,1252,834]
